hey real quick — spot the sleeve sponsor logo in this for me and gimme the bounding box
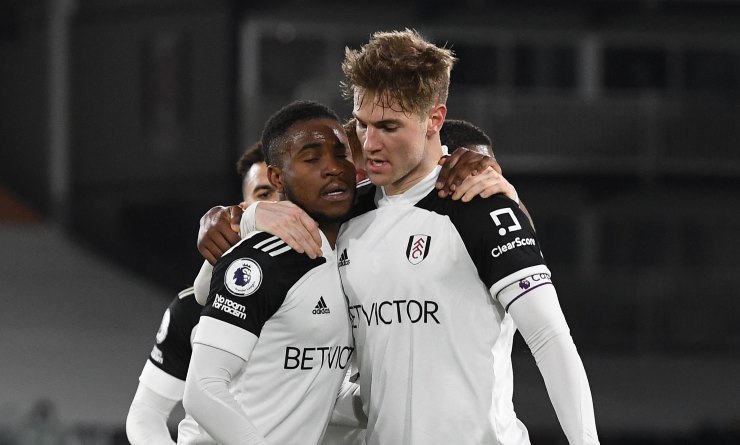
[491,237,537,258]
[490,208,522,236]
[406,234,431,265]
[212,293,247,320]
[224,258,262,297]
[155,308,170,344]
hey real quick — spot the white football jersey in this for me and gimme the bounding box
[337,166,550,445]
[179,230,354,445]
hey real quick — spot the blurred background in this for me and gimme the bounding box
[1,0,739,443]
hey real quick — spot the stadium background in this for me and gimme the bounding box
[1,0,739,443]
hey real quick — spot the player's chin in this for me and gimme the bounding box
[318,202,353,222]
[365,170,391,187]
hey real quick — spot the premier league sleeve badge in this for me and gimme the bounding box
[224,258,263,297]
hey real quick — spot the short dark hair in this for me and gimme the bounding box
[235,141,265,179]
[440,119,492,154]
[261,100,341,167]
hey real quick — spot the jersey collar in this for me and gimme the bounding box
[376,164,442,208]
[318,229,335,258]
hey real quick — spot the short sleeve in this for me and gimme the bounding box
[448,195,550,297]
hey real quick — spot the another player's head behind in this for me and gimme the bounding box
[343,117,368,184]
[440,119,501,174]
[261,100,356,236]
[236,141,278,207]
[342,28,456,194]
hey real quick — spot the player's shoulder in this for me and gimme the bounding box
[421,192,534,237]
[163,287,194,313]
[229,231,318,263]
[169,286,202,319]
[349,179,377,218]
[210,232,326,306]
[418,190,518,216]
[217,231,326,283]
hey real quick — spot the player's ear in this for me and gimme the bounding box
[267,165,285,194]
[426,103,447,138]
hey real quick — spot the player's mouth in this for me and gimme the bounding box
[321,182,351,201]
[366,158,389,174]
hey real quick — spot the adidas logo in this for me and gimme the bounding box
[338,249,350,267]
[312,297,331,315]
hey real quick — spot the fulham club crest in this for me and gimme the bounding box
[224,258,263,297]
[406,234,431,265]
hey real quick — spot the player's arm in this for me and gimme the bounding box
[126,383,178,445]
[185,262,270,445]
[497,278,599,445]
[188,238,293,444]
[183,342,268,445]
[197,203,322,262]
[438,147,534,228]
[436,147,509,199]
[458,197,596,444]
[448,163,533,227]
[127,292,200,444]
[193,260,213,305]
[198,206,243,264]
[330,369,367,428]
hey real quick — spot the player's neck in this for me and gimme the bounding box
[384,143,443,196]
[320,222,341,250]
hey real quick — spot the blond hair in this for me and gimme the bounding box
[341,29,456,117]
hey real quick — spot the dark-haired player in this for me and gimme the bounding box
[441,118,495,158]
[125,142,277,445]
[440,118,534,226]
[237,141,278,205]
[180,101,358,445]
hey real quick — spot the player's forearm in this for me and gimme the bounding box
[505,283,599,444]
[126,384,178,445]
[330,378,367,428]
[193,260,213,305]
[184,344,269,445]
[531,330,599,445]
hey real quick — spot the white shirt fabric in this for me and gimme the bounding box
[336,165,598,445]
[180,230,354,445]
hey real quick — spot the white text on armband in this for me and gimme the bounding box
[492,237,537,258]
[212,294,246,320]
[348,299,440,327]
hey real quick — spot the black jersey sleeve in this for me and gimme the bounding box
[445,194,547,290]
[148,288,203,380]
[200,232,326,337]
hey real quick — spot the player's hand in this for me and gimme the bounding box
[436,147,502,198]
[197,205,242,265]
[255,201,322,259]
[451,165,518,203]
